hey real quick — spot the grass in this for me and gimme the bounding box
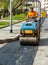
[0,22,9,27]
[6,13,26,20]
[0,13,26,28]
[0,21,18,28]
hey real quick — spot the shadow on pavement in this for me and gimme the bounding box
[0,41,38,65]
[39,38,48,46]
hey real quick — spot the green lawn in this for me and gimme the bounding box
[6,13,26,20]
[0,21,17,28]
[0,13,26,28]
[0,22,9,27]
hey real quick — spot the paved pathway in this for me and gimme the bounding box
[0,21,23,42]
[0,18,48,65]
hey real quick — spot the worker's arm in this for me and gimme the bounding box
[26,12,29,19]
[34,12,38,18]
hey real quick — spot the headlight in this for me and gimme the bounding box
[20,30,24,34]
[22,30,24,33]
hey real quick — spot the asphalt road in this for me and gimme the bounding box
[0,41,38,65]
[0,18,48,65]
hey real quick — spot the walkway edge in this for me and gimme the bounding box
[0,34,19,44]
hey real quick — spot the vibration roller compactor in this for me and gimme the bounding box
[19,1,41,45]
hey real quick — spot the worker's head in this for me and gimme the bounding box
[30,7,33,12]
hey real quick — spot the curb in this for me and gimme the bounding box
[0,35,19,44]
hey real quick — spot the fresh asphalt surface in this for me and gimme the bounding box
[0,18,48,65]
[0,41,38,65]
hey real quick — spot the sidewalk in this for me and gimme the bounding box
[0,21,23,43]
[0,18,47,44]
[0,20,22,22]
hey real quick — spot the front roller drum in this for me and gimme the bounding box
[19,37,39,45]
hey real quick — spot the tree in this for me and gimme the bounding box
[0,0,28,17]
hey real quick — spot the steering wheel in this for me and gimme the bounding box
[29,16,36,19]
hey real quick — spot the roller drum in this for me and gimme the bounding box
[19,36,39,45]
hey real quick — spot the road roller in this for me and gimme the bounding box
[19,1,41,45]
[19,17,40,45]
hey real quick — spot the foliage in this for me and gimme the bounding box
[0,0,27,18]
[6,13,26,20]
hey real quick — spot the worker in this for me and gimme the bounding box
[40,9,47,26]
[42,10,46,18]
[26,7,38,21]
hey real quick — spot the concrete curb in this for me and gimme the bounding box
[0,20,23,44]
[0,35,19,44]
